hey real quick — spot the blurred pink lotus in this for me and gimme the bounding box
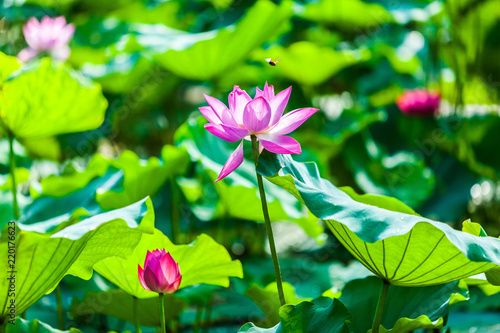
[200,82,318,182]
[17,16,75,62]
[396,89,440,116]
[138,250,182,294]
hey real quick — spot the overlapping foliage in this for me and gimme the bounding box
[1,0,500,332]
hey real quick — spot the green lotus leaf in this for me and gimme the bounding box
[78,54,156,94]
[0,52,21,138]
[0,167,29,191]
[94,228,243,298]
[295,109,387,176]
[4,318,82,332]
[19,136,62,161]
[22,168,120,227]
[478,282,500,296]
[343,137,436,207]
[301,0,393,29]
[461,220,500,286]
[254,42,369,86]
[33,146,188,210]
[32,154,110,199]
[24,0,76,8]
[462,219,488,237]
[0,52,20,85]
[245,282,311,326]
[70,289,186,327]
[238,298,352,333]
[0,198,154,319]
[0,58,107,139]
[25,146,187,228]
[152,0,292,80]
[175,284,220,306]
[340,276,468,333]
[175,116,323,239]
[96,146,189,209]
[257,153,500,286]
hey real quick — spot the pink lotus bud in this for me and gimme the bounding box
[17,16,75,62]
[396,89,440,117]
[138,249,182,294]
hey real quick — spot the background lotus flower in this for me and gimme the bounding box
[138,249,182,294]
[396,89,440,116]
[200,82,318,181]
[17,16,75,62]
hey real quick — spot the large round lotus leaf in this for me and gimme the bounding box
[0,52,20,85]
[0,198,153,319]
[151,0,292,80]
[0,58,107,139]
[238,298,351,333]
[257,153,500,287]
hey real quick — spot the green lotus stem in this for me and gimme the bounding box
[133,296,142,333]
[158,293,166,333]
[169,319,179,333]
[251,135,286,306]
[372,280,390,333]
[55,285,64,330]
[8,132,19,220]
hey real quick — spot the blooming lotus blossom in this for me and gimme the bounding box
[396,89,440,117]
[200,83,318,181]
[17,16,75,62]
[138,249,182,294]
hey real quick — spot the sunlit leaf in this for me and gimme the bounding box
[254,42,369,86]
[461,220,500,286]
[301,0,393,29]
[32,154,110,199]
[151,0,292,80]
[462,219,488,237]
[20,136,62,161]
[0,198,154,318]
[0,58,107,139]
[257,153,500,286]
[22,168,122,227]
[94,228,243,298]
[0,51,20,85]
[239,298,352,333]
[0,168,29,191]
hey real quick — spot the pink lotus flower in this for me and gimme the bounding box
[200,82,318,182]
[138,250,182,294]
[17,16,75,62]
[396,89,440,117]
